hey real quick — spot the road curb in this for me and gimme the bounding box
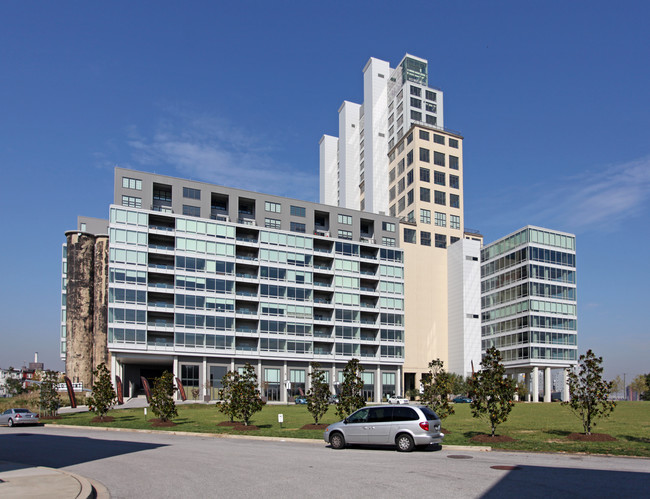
[47,424,492,450]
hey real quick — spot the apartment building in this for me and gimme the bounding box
[481,226,578,401]
[63,168,406,402]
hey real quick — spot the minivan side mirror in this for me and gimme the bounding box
[343,417,349,424]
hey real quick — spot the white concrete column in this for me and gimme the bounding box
[532,367,539,403]
[230,358,235,371]
[202,357,208,400]
[376,366,381,402]
[257,359,262,394]
[282,361,288,404]
[513,373,519,401]
[110,355,117,391]
[331,364,337,395]
[563,368,570,401]
[396,366,402,397]
[307,363,313,393]
[173,357,179,400]
[544,367,552,402]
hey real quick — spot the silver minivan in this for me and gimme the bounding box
[324,405,444,452]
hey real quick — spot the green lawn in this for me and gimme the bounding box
[45,401,650,457]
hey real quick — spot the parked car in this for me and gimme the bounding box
[387,396,409,404]
[0,408,39,427]
[324,405,444,452]
[328,395,339,404]
[452,396,472,403]
[294,396,307,404]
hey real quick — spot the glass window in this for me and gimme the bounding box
[434,152,445,166]
[265,201,281,213]
[449,155,459,170]
[425,102,437,113]
[290,205,306,217]
[435,233,447,249]
[338,229,352,240]
[420,209,431,224]
[398,196,405,213]
[407,133,413,145]
[449,138,459,148]
[406,150,413,166]
[407,189,414,205]
[398,178,405,194]
[426,115,437,125]
[265,218,281,229]
[426,90,436,101]
[450,175,459,189]
[290,222,306,233]
[398,158,405,174]
[122,177,142,190]
[410,97,421,108]
[435,212,446,227]
[411,110,422,121]
[406,170,414,186]
[419,130,429,140]
[419,148,430,162]
[122,195,142,208]
[338,214,352,225]
[421,231,431,246]
[410,86,421,96]
[183,187,201,200]
[450,215,460,229]
[420,187,430,202]
[183,205,200,217]
[450,194,460,208]
[434,171,445,186]
[420,167,430,182]
[382,221,396,232]
[433,134,445,145]
[434,191,446,205]
[382,236,396,247]
[404,228,416,244]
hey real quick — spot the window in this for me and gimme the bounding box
[420,209,431,224]
[404,228,416,244]
[420,187,431,202]
[389,205,396,217]
[407,133,413,144]
[434,151,445,166]
[290,205,306,217]
[389,186,396,201]
[407,189,414,205]
[426,90,436,101]
[419,147,430,162]
[425,102,437,113]
[406,210,415,223]
[421,231,431,246]
[435,233,447,248]
[153,188,171,201]
[410,86,421,96]
[265,218,281,229]
[398,158,405,174]
[398,196,405,213]
[406,170,414,186]
[382,221,396,232]
[183,187,201,200]
[434,171,445,186]
[122,177,142,190]
[449,138,459,148]
[451,236,460,244]
[265,201,281,213]
[426,115,437,125]
[389,167,396,184]
[433,134,445,145]
[435,212,446,227]
[449,155,459,170]
[406,150,413,166]
[450,175,459,189]
[398,142,404,153]
[183,205,200,217]
[420,168,430,182]
[122,195,142,208]
[419,130,429,140]
[398,178,405,194]
[338,229,352,240]
[290,222,306,233]
[338,214,352,225]
[450,194,460,208]
[411,110,422,121]
[435,191,446,205]
[450,215,460,229]
[410,97,421,108]
[181,365,199,389]
[382,237,396,247]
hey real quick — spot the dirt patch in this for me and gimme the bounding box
[301,423,329,430]
[470,434,517,443]
[217,421,241,427]
[546,439,565,444]
[149,419,177,427]
[39,415,62,420]
[90,416,115,423]
[441,427,451,434]
[232,424,259,431]
[567,433,617,442]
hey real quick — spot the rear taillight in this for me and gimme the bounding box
[15,414,22,419]
[419,421,429,431]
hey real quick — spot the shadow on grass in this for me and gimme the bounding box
[621,435,650,444]
[463,431,484,439]
[545,429,571,436]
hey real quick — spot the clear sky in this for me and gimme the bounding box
[1,1,648,382]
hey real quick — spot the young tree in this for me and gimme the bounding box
[306,362,330,424]
[610,375,624,398]
[629,374,648,401]
[421,359,454,420]
[230,363,263,426]
[467,347,516,437]
[150,371,178,422]
[336,358,365,420]
[87,363,117,421]
[39,370,61,417]
[6,377,25,397]
[448,372,468,396]
[218,370,239,422]
[563,349,616,435]
[642,374,650,401]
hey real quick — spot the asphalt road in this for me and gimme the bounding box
[1,425,648,498]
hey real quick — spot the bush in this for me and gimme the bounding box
[306,362,329,424]
[150,371,178,422]
[39,371,61,417]
[87,363,117,421]
[336,358,365,419]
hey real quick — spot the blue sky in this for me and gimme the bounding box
[1,1,648,381]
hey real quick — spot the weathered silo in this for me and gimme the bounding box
[65,231,96,388]
[93,235,110,370]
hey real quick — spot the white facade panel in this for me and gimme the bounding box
[319,135,339,206]
[338,102,361,209]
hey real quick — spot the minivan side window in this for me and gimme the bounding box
[393,407,419,421]
[420,406,439,420]
[368,407,393,423]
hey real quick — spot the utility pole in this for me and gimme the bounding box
[623,373,627,401]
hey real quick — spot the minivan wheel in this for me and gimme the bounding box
[396,433,414,452]
[8,419,14,427]
[330,432,345,449]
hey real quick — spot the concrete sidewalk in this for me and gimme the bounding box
[0,461,108,499]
